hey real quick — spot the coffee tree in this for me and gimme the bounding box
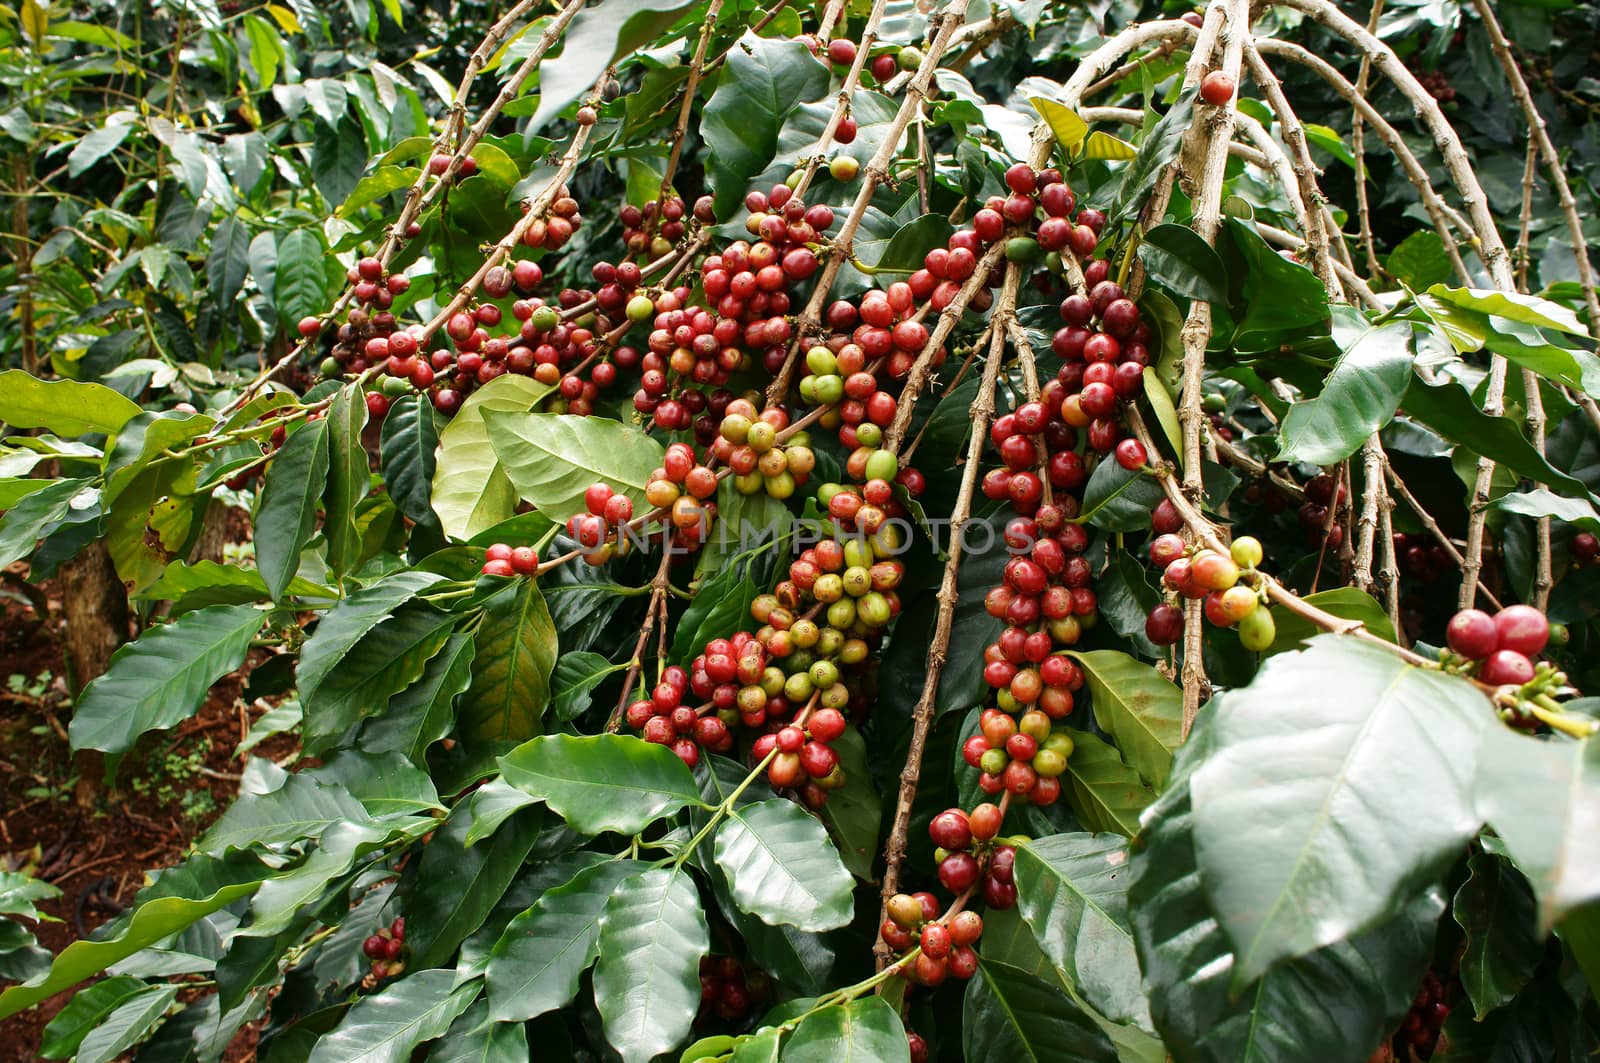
[2,0,1599,1059]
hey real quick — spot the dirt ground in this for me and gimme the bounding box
[0,577,293,1061]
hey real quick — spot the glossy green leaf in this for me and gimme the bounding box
[307,968,478,1063]
[1453,849,1542,1018]
[433,374,555,540]
[1385,231,1454,291]
[379,394,440,527]
[430,999,529,1063]
[550,651,623,723]
[68,603,262,753]
[1014,834,1149,1031]
[405,800,543,970]
[0,476,94,570]
[1276,320,1413,466]
[1425,284,1585,335]
[75,983,179,1063]
[1476,729,1600,929]
[594,867,708,1063]
[1079,459,1163,532]
[359,633,475,763]
[303,602,456,753]
[1265,587,1397,652]
[963,959,1118,1063]
[1493,488,1600,536]
[1137,223,1228,304]
[1142,366,1182,462]
[0,369,141,437]
[1129,725,1443,1063]
[274,227,331,328]
[499,733,699,835]
[199,772,371,854]
[1189,636,1487,985]
[1112,92,1194,226]
[297,570,444,700]
[1226,218,1329,350]
[0,882,258,1020]
[486,859,643,1021]
[40,976,149,1058]
[321,382,370,580]
[713,799,854,932]
[784,996,910,1063]
[256,417,330,600]
[1061,729,1154,837]
[530,0,701,130]
[134,559,333,615]
[703,33,830,217]
[1070,651,1182,792]
[484,410,664,521]
[460,578,556,742]
[816,727,880,880]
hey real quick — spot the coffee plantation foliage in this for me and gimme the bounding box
[1,0,1600,1059]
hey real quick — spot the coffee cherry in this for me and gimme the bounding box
[1446,609,1498,661]
[1230,536,1263,569]
[1493,605,1549,657]
[1480,649,1534,686]
[1146,603,1183,645]
[363,935,387,959]
[1200,70,1235,106]
[1114,438,1147,471]
[929,809,972,851]
[1238,606,1276,652]
[830,155,860,181]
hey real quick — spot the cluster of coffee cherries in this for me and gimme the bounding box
[361,916,406,981]
[709,403,815,499]
[961,708,1077,806]
[1378,969,1451,1060]
[625,662,734,769]
[980,520,1098,690]
[643,442,720,552]
[879,891,984,988]
[1052,277,1154,452]
[1145,534,1276,651]
[564,482,636,562]
[978,162,1105,267]
[516,183,584,252]
[696,955,770,1026]
[426,152,479,181]
[773,528,905,636]
[620,193,709,258]
[1298,472,1346,549]
[799,35,919,84]
[1444,603,1552,689]
[307,255,416,412]
[928,804,1019,910]
[749,702,851,805]
[1391,532,1454,584]
[634,283,751,432]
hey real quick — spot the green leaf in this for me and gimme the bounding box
[1082,130,1138,161]
[486,859,643,1021]
[359,633,476,763]
[1129,728,1443,1063]
[0,882,258,1020]
[550,651,624,722]
[1494,487,1600,535]
[322,382,370,580]
[379,395,439,528]
[1189,636,1488,986]
[816,727,881,880]
[274,227,331,329]
[0,477,95,570]
[498,734,699,836]
[1014,834,1149,1031]
[405,801,543,970]
[40,976,149,1058]
[1079,459,1164,532]
[303,603,457,753]
[430,999,529,1063]
[1402,376,1594,501]
[134,559,332,614]
[484,410,665,521]
[307,969,478,1063]
[1137,223,1229,304]
[963,959,1118,1063]
[460,578,557,742]
[297,571,444,700]
[1265,587,1397,652]
[713,799,854,932]
[68,120,134,178]
[1385,231,1454,291]
[784,997,910,1063]
[338,164,419,217]
[1029,96,1088,153]
[1226,218,1329,350]
[198,772,371,854]
[593,867,708,1063]
[1061,729,1154,837]
[0,370,141,437]
[1476,729,1600,929]
[75,983,179,1063]
[68,603,262,753]
[433,375,556,540]
[1425,284,1585,335]
[257,418,331,600]
[531,0,701,130]
[1069,651,1181,792]
[703,34,831,217]
[207,216,251,308]
[855,214,956,277]
[463,778,540,846]
[1276,319,1413,466]
[1454,849,1542,1019]
[1112,93,1194,225]
[242,818,414,939]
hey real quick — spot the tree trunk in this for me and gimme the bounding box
[60,540,129,808]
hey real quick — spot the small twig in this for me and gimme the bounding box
[1351,0,1384,278]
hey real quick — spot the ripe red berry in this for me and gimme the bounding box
[929,809,972,852]
[1146,603,1183,645]
[1479,649,1534,687]
[1493,605,1549,657]
[1446,609,1498,660]
[1200,70,1235,106]
[1115,438,1148,471]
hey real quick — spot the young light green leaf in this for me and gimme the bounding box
[483,410,665,520]
[75,983,179,1063]
[433,374,556,541]
[1029,96,1088,152]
